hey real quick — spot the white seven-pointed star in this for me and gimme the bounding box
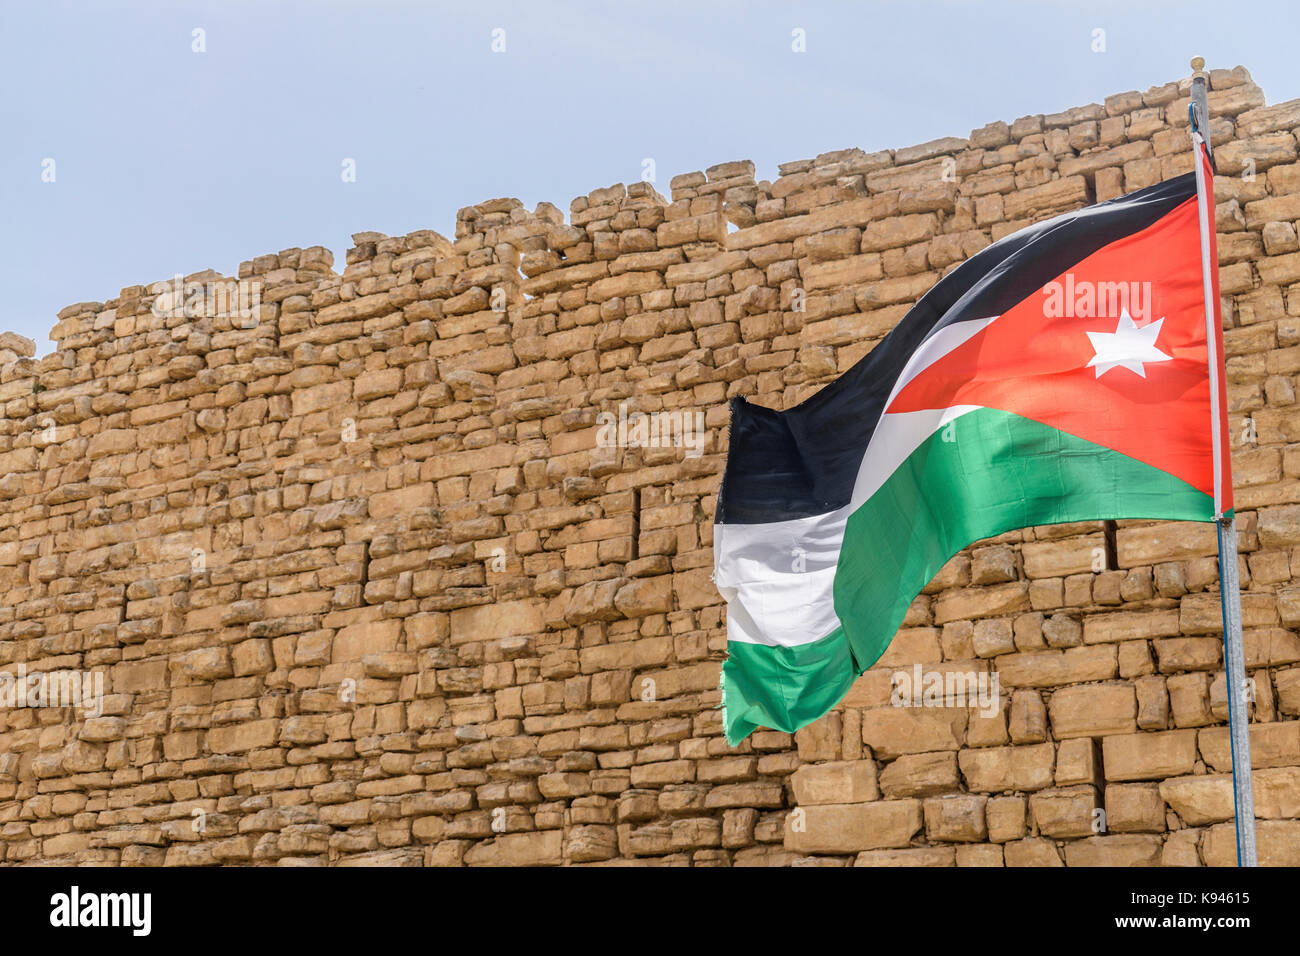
[1085,309,1172,378]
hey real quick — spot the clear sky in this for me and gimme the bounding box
[2,0,1297,355]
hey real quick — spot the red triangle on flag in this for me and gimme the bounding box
[888,196,1219,499]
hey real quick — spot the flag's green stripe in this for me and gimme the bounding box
[722,627,856,746]
[722,407,1214,745]
[833,407,1214,672]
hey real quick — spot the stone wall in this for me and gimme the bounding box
[3,65,1300,866]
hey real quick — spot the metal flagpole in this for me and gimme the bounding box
[1189,56,1258,867]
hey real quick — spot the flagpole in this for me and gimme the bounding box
[1190,56,1257,867]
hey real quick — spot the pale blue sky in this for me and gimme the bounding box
[2,0,1297,354]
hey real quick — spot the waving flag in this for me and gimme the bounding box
[714,166,1230,745]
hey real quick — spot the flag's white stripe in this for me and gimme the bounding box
[715,509,849,648]
[717,565,844,649]
[716,318,1000,649]
[849,404,981,507]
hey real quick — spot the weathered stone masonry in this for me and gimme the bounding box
[3,66,1300,866]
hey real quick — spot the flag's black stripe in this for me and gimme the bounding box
[716,172,1197,525]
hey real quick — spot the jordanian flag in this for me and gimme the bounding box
[715,147,1231,745]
